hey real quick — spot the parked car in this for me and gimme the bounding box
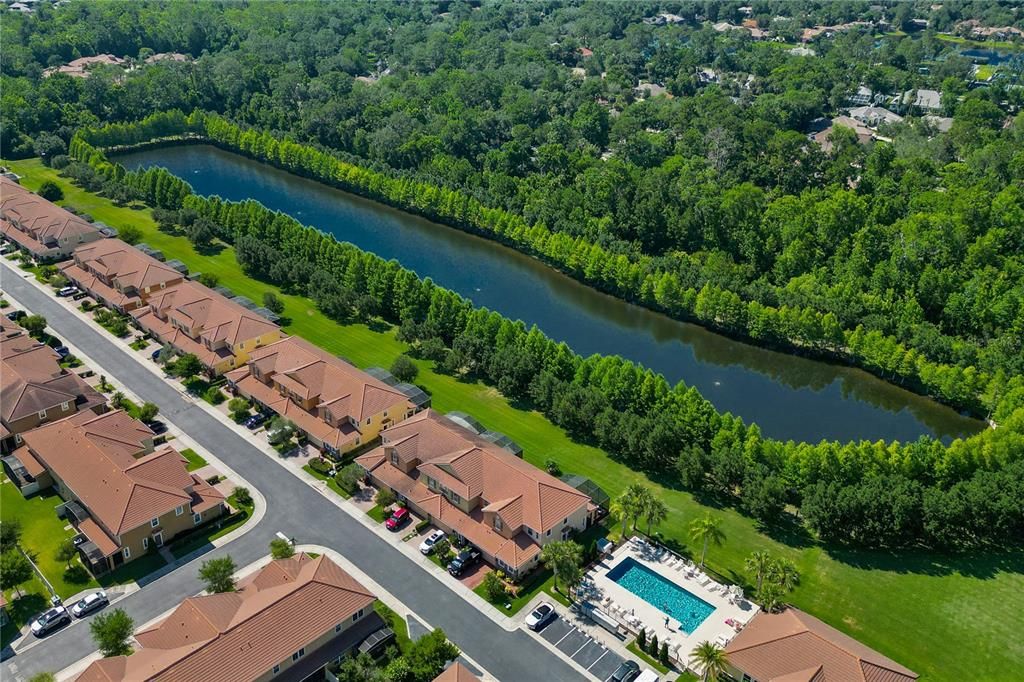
[6,310,25,321]
[71,590,108,618]
[150,348,163,361]
[57,286,78,297]
[54,346,70,359]
[447,548,481,576]
[30,606,71,637]
[244,412,271,429]
[609,660,641,682]
[72,291,89,301]
[419,529,446,555]
[525,602,557,631]
[385,507,410,531]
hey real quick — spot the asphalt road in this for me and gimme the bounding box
[2,271,584,682]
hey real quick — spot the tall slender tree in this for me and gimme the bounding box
[690,513,725,568]
[689,641,729,682]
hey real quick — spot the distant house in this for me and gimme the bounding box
[577,46,594,58]
[130,279,284,375]
[143,52,189,64]
[356,409,594,578]
[76,553,380,682]
[898,88,942,113]
[0,321,105,451]
[849,106,904,128]
[433,662,481,682]
[725,607,918,682]
[7,410,224,574]
[847,85,877,107]
[811,116,876,152]
[0,177,104,261]
[61,238,185,312]
[635,81,671,99]
[923,115,954,133]
[43,54,126,78]
[225,336,415,456]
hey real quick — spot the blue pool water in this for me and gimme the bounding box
[607,558,715,634]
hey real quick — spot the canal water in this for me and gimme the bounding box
[116,145,983,443]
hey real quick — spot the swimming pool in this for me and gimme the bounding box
[607,558,715,634]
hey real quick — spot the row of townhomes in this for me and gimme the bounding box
[356,409,597,578]
[1,175,104,261]
[1,314,227,573]
[0,313,105,453]
[60,237,186,313]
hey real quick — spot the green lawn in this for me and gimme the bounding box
[0,478,100,600]
[179,448,208,472]
[302,464,352,498]
[367,504,389,524]
[5,158,1023,681]
[627,640,672,675]
[374,602,413,654]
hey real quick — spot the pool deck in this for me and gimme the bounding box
[581,536,759,670]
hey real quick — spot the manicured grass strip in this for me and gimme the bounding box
[179,448,208,472]
[6,159,1024,682]
[367,504,389,524]
[374,602,412,654]
[626,640,672,675]
[99,551,168,588]
[302,464,352,498]
[473,567,558,616]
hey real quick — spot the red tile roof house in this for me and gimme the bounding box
[8,410,225,575]
[0,176,103,261]
[724,607,918,682]
[356,410,594,578]
[60,238,184,312]
[0,323,105,456]
[433,661,481,682]
[130,279,284,376]
[225,336,415,457]
[76,553,381,682]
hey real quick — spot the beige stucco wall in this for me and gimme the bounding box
[252,604,373,682]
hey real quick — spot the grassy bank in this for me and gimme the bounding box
[5,157,1022,681]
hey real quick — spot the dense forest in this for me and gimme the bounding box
[4,1,1024,546]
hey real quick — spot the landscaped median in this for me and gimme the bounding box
[4,158,1022,682]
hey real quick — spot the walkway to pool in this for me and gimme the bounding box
[580,536,759,672]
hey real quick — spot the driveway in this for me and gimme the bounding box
[1,271,585,681]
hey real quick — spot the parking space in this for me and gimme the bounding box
[536,616,625,681]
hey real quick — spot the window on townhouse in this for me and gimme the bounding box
[546,529,551,537]
[563,518,568,525]
[143,537,149,550]
[123,547,131,559]
[150,518,159,528]
[494,515,503,531]
[37,409,46,419]
[193,513,202,525]
[336,622,343,633]
[61,402,70,411]
[292,648,305,662]
[273,664,280,675]
[176,505,184,516]
[365,417,371,425]
[450,492,461,504]
[358,608,364,618]
[390,451,399,466]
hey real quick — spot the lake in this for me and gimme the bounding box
[117,145,983,443]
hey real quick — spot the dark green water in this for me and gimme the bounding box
[117,145,984,443]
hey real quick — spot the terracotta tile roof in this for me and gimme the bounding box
[139,280,279,350]
[0,177,101,253]
[77,517,120,558]
[66,238,182,291]
[0,315,24,339]
[131,308,231,368]
[433,662,481,682]
[360,410,588,534]
[77,554,376,682]
[243,337,410,421]
[1,335,104,424]
[17,411,204,535]
[726,608,918,682]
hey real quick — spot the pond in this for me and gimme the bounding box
[116,145,983,444]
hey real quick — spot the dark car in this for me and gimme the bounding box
[447,548,481,577]
[30,606,71,637]
[54,346,70,359]
[150,348,163,361]
[244,412,271,429]
[6,310,26,321]
[609,660,641,682]
[72,291,89,301]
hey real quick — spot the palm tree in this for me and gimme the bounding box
[642,495,669,537]
[758,581,785,613]
[690,513,725,567]
[540,540,584,591]
[610,484,648,539]
[745,550,773,595]
[689,640,728,682]
[766,557,800,593]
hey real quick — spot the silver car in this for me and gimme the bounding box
[419,529,446,555]
[71,590,108,618]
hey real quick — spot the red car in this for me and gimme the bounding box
[385,507,410,531]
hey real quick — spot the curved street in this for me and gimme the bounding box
[1,269,584,682]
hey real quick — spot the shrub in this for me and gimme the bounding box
[232,486,253,507]
[196,272,219,288]
[545,459,562,476]
[375,487,397,510]
[203,385,225,405]
[335,464,364,494]
[262,291,285,314]
[118,224,142,245]
[38,180,64,202]
[228,397,250,421]
[309,457,333,475]
[481,571,507,602]
[659,641,669,666]
[636,629,646,651]
[648,633,659,657]
[390,354,418,382]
